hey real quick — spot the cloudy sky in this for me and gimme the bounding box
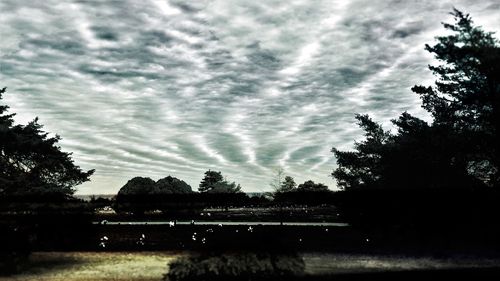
[1,0,499,194]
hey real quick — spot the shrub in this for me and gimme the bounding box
[164,252,305,281]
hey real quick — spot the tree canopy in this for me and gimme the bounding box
[155,176,193,194]
[117,176,193,195]
[280,176,297,192]
[297,180,329,192]
[199,170,242,193]
[198,170,224,192]
[332,9,499,190]
[269,167,297,194]
[0,87,94,196]
[413,9,500,187]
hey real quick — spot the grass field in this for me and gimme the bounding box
[2,251,500,281]
[0,252,183,281]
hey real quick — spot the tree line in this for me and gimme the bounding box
[113,169,333,214]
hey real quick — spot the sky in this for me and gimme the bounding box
[1,0,499,194]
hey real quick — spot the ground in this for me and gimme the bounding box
[2,252,500,281]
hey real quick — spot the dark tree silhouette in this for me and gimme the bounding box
[199,170,224,192]
[0,87,94,196]
[332,114,389,190]
[206,181,242,193]
[116,175,195,215]
[332,9,499,190]
[117,177,156,196]
[155,176,192,194]
[412,9,500,187]
[297,180,329,192]
[280,176,297,192]
[117,176,193,196]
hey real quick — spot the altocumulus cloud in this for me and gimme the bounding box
[0,0,499,194]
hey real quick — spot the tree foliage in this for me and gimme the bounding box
[270,167,297,194]
[297,180,329,192]
[412,9,500,187]
[0,87,94,196]
[155,176,193,194]
[117,176,193,195]
[199,170,242,193]
[198,170,224,192]
[280,176,297,192]
[332,9,500,190]
[206,181,242,194]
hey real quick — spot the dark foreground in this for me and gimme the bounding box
[2,251,500,281]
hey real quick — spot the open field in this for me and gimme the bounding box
[0,252,183,281]
[2,251,500,281]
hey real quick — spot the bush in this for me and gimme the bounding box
[164,252,305,281]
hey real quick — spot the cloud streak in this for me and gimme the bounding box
[1,0,499,193]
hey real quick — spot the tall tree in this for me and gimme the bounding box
[280,176,297,192]
[332,10,500,190]
[412,9,500,187]
[199,170,227,192]
[269,166,285,193]
[0,87,94,195]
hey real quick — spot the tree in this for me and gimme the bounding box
[116,175,195,215]
[280,176,297,192]
[269,167,297,194]
[199,170,243,193]
[117,177,156,196]
[332,9,499,190]
[297,180,329,192]
[269,166,285,192]
[332,114,389,190]
[0,87,94,196]
[198,170,224,192]
[155,176,192,194]
[207,181,242,194]
[412,9,500,187]
[117,176,193,195]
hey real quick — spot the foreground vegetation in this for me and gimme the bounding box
[3,252,500,281]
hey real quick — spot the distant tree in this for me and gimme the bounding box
[280,176,297,192]
[198,170,224,192]
[116,175,195,215]
[155,176,192,194]
[332,9,499,190]
[297,180,329,192]
[269,167,297,195]
[0,87,94,196]
[117,176,193,195]
[207,181,242,194]
[269,166,285,192]
[117,177,156,196]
